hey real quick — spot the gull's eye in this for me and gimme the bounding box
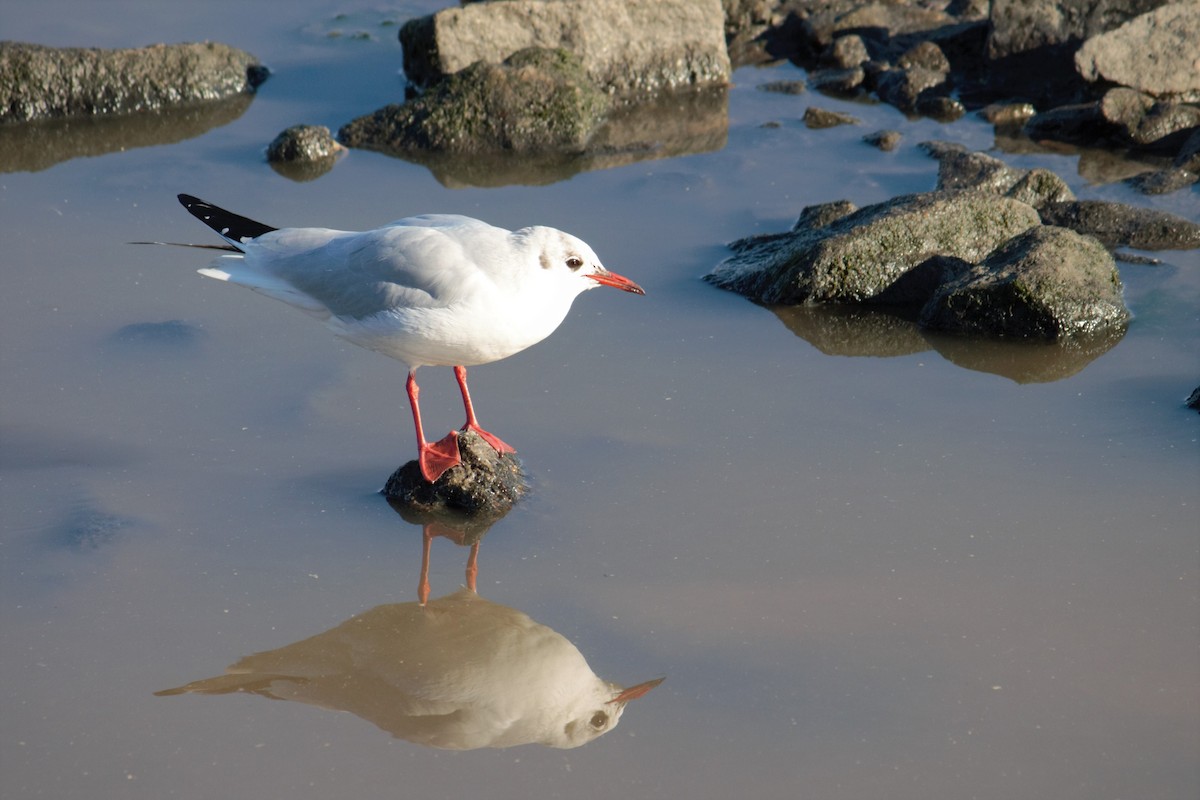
[589,711,609,729]
[566,256,584,271]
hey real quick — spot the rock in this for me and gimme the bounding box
[875,65,949,112]
[339,48,609,157]
[981,101,1037,127]
[802,105,859,128]
[1176,128,1200,170]
[1098,88,1200,150]
[1124,166,1199,194]
[874,254,974,307]
[399,0,731,99]
[1187,385,1200,412]
[807,67,866,94]
[1075,2,1200,100]
[1023,102,1108,144]
[792,200,858,231]
[897,41,950,73]
[822,34,871,68]
[984,0,1172,103]
[863,129,902,151]
[266,124,343,181]
[267,124,343,163]
[382,430,527,517]
[913,94,966,121]
[705,191,1042,305]
[757,79,807,95]
[1038,200,1200,249]
[802,2,953,51]
[0,41,266,123]
[920,141,1075,208]
[919,226,1130,339]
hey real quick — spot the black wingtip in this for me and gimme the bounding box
[177,194,278,249]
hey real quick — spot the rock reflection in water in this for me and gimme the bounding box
[770,304,1124,383]
[0,95,254,173]
[401,86,728,189]
[156,510,662,750]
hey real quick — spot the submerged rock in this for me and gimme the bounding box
[382,430,527,517]
[706,191,1041,305]
[919,226,1130,339]
[0,41,266,123]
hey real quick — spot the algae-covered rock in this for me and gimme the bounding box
[0,41,266,123]
[919,226,1130,339]
[382,430,527,518]
[339,48,609,157]
[706,191,1042,305]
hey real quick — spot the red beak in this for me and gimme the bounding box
[608,676,665,704]
[588,268,645,295]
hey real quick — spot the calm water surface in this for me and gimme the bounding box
[2,2,1198,798]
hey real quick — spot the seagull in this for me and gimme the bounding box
[165,195,644,482]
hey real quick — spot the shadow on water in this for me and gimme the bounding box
[154,504,663,751]
[0,94,255,173]
[770,303,1126,383]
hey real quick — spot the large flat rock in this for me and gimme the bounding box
[399,0,730,98]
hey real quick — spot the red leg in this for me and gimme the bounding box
[407,370,460,483]
[418,525,434,606]
[465,541,480,593]
[453,365,515,454]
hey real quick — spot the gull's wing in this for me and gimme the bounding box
[203,215,514,320]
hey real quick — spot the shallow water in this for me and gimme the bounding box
[2,2,1198,798]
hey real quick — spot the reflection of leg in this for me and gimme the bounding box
[454,365,515,454]
[418,526,434,606]
[408,370,461,482]
[465,542,480,593]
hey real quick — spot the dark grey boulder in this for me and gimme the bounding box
[1038,200,1200,250]
[792,200,858,231]
[705,191,1042,305]
[0,41,266,123]
[382,430,527,518]
[919,225,1130,339]
[339,48,609,157]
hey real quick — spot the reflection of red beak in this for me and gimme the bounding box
[608,676,665,704]
[588,268,646,296]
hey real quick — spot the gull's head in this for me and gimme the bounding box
[521,226,645,299]
[553,676,665,749]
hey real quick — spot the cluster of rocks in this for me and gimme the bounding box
[3,2,1196,191]
[339,0,732,175]
[705,142,1199,341]
[736,0,1199,194]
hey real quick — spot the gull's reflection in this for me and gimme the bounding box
[156,509,662,750]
